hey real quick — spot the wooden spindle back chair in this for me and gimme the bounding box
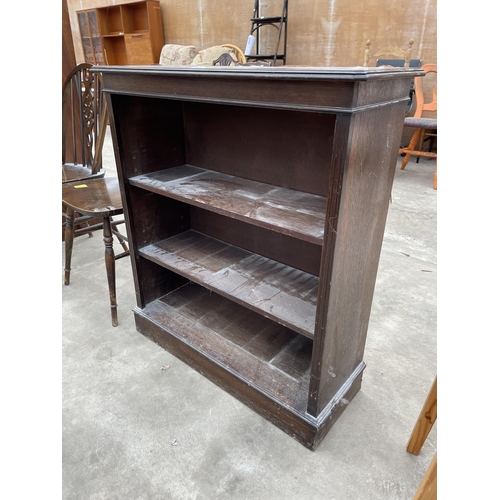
[62,63,107,183]
[62,65,129,326]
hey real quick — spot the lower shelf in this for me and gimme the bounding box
[139,230,318,338]
[140,282,312,408]
[134,282,365,450]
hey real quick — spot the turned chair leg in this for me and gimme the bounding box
[401,128,423,170]
[64,207,75,286]
[103,217,118,327]
[416,129,426,164]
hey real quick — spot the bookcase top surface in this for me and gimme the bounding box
[95,65,425,81]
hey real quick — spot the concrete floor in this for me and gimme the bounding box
[62,129,437,500]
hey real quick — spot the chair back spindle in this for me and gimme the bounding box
[62,63,106,182]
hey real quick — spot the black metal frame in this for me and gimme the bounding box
[247,0,288,66]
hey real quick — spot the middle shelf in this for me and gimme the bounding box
[129,165,327,245]
[139,230,319,338]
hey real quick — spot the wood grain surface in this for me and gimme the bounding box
[130,165,327,244]
[139,230,318,338]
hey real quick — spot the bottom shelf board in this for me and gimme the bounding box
[134,283,366,450]
[137,282,312,411]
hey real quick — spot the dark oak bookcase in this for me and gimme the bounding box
[98,65,423,450]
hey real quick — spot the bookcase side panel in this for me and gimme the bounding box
[109,94,189,307]
[110,94,186,179]
[123,189,192,308]
[136,257,190,307]
[309,99,409,416]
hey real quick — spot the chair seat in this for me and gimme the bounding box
[403,117,437,130]
[62,178,123,217]
[62,164,105,184]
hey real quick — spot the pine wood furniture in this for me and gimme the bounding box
[98,64,424,450]
[407,377,437,499]
[77,0,164,66]
[407,377,437,456]
[413,453,437,500]
[398,64,438,189]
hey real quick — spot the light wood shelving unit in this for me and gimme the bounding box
[77,0,164,65]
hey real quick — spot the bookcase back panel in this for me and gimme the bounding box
[112,96,336,199]
[183,102,336,197]
[190,208,322,277]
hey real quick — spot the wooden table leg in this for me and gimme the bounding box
[103,216,118,327]
[407,377,437,455]
[64,206,75,286]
